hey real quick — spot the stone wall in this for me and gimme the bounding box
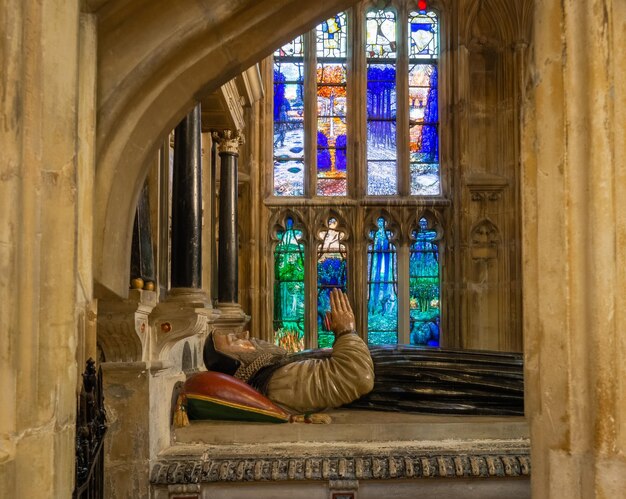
[0,1,95,497]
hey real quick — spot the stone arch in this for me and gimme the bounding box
[93,0,361,298]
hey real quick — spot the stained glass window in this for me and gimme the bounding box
[317,13,348,196]
[409,218,440,345]
[273,37,305,196]
[273,218,305,352]
[366,10,397,196]
[367,217,398,344]
[270,6,447,348]
[316,218,348,347]
[408,11,440,195]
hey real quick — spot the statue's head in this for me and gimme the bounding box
[203,331,247,376]
[203,331,287,378]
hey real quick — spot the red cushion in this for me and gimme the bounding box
[184,371,290,423]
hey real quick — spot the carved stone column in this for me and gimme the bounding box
[150,108,219,363]
[172,104,203,290]
[523,1,626,497]
[212,129,249,326]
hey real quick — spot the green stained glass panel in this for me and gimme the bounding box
[274,218,305,351]
[409,218,440,346]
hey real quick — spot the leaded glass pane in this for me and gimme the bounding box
[317,218,347,348]
[316,13,348,197]
[274,35,304,57]
[409,218,440,346]
[366,10,397,59]
[316,12,347,58]
[367,217,398,345]
[409,11,440,196]
[317,62,348,196]
[367,63,397,194]
[274,218,305,352]
[408,10,438,59]
[274,49,305,196]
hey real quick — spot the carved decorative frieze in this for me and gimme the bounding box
[151,452,530,485]
[212,129,245,155]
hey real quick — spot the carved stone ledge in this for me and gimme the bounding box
[151,452,530,484]
[465,173,509,202]
[150,288,219,360]
[97,289,157,362]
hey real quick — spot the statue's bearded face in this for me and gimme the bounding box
[213,331,257,354]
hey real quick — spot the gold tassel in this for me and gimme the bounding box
[173,394,190,428]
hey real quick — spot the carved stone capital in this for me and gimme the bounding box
[212,129,245,155]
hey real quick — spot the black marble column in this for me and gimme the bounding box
[213,130,244,304]
[171,104,202,289]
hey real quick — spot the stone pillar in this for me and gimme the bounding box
[523,1,626,497]
[213,130,244,305]
[210,130,249,328]
[171,104,203,290]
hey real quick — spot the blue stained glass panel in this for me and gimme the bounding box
[408,11,438,59]
[409,218,440,346]
[367,63,397,195]
[367,217,398,345]
[409,63,439,195]
[410,164,439,195]
[274,218,305,352]
[274,59,304,196]
[317,218,347,348]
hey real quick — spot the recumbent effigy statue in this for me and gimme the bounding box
[180,289,523,423]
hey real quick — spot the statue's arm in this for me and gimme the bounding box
[266,290,374,413]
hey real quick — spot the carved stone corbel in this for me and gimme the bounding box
[97,289,157,362]
[149,289,219,361]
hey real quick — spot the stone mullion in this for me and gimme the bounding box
[357,208,369,343]
[396,1,410,197]
[354,2,368,198]
[304,30,317,199]
[347,6,361,199]
[396,235,410,344]
[306,208,318,349]
[447,1,465,349]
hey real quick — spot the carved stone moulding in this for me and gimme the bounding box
[151,452,530,485]
[465,173,509,202]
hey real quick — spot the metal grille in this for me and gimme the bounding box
[74,359,107,499]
